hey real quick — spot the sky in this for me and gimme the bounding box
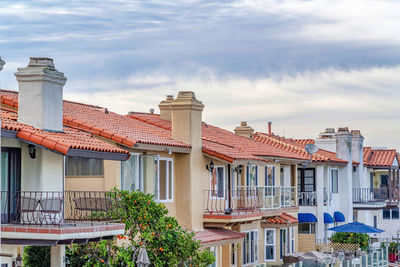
[1,0,399,149]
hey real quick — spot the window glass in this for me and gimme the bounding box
[383,209,391,220]
[65,157,103,176]
[121,155,139,191]
[158,159,174,201]
[265,229,275,260]
[265,166,275,186]
[280,168,284,186]
[243,230,258,265]
[210,166,225,198]
[142,155,156,195]
[246,165,258,187]
[392,208,399,219]
[331,170,339,194]
[298,168,315,192]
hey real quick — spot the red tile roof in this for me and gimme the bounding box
[1,108,129,157]
[128,112,314,162]
[1,90,190,149]
[363,147,398,168]
[253,132,348,164]
[265,213,299,225]
[194,227,246,244]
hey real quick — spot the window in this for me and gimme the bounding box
[331,169,339,194]
[207,247,217,267]
[121,154,140,191]
[265,166,275,186]
[66,157,103,176]
[370,172,374,193]
[159,158,173,201]
[265,229,275,261]
[243,230,258,265]
[383,208,399,220]
[280,168,284,186]
[298,223,316,234]
[374,216,378,228]
[290,227,295,253]
[246,165,258,187]
[211,166,225,198]
[381,175,389,187]
[231,244,237,266]
[297,168,315,192]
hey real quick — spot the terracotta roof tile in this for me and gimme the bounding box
[1,90,190,149]
[265,213,299,225]
[1,108,129,157]
[253,132,347,164]
[363,147,398,167]
[194,227,246,244]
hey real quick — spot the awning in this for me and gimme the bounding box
[264,213,299,225]
[334,211,345,223]
[298,213,317,223]
[194,228,246,247]
[324,213,334,224]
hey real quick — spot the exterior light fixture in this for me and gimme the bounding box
[235,165,243,174]
[206,160,214,172]
[166,148,172,155]
[14,254,22,267]
[28,144,36,159]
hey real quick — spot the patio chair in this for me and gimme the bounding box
[18,196,40,224]
[39,198,63,225]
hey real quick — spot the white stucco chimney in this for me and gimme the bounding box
[335,127,352,161]
[315,128,337,153]
[15,58,67,132]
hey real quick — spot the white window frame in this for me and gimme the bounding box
[207,246,217,267]
[121,153,141,191]
[210,165,226,199]
[331,169,339,194]
[243,229,258,266]
[290,227,295,253]
[246,165,259,187]
[158,157,174,202]
[265,165,276,186]
[265,228,276,262]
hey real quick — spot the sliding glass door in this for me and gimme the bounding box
[1,147,21,223]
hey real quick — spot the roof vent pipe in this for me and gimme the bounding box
[268,121,272,135]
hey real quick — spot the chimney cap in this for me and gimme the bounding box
[240,121,248,126]
[351,130,361,135]
[166,95,174,101]
[324,128,335,133]
[338,127,349,133]
[28,57,55,70]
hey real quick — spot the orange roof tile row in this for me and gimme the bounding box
[1,109,129,157]
[253,132,347,164]
[194,227,246,244]
[265,213,299,225]
[363,147,398,167]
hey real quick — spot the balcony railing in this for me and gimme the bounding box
[204,186,295,215]
[0,191,120,226]
[353,188,399,203]
[298,191,316,206]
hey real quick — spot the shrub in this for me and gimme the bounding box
[330,232,370,250]
[23,246,50,267]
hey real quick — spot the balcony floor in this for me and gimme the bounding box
[0,222,125,246]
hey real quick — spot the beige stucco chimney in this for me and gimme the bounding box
[15,58,67,132]
[169,91,204,231]
[158,95,174,120]
[234,121,254,139]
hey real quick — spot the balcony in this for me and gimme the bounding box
[1,191,121,226]
[298,188,331,206]
[353,188,399,206]
[0,191,124,246]
[204,186,296,220]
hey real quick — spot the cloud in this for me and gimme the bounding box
[63,65,400,150]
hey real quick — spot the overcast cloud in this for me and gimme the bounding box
[1,0,399,149]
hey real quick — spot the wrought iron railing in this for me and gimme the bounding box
[298,191,317,206]
[204,186,295,215]
[0,191,120,226]
[352,188,399,203]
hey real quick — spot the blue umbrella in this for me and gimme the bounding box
[327,222,384,233]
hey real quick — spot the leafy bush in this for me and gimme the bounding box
[330,232,370,250]
[23,246,50,267]
[66,189,214,266]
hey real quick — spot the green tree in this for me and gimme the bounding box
[23,246,50,267]
[66,190,214,266]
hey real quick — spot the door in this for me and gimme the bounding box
[280,228,288,260]
[1,148,21,223]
